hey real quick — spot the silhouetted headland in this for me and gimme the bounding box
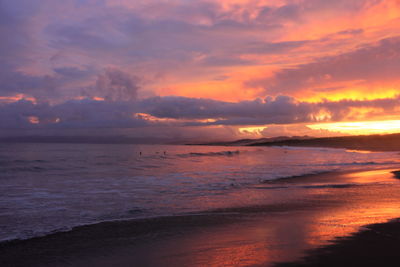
[391,170,400,179]
[195,133,400,152]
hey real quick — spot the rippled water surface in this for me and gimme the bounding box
[0,143,399,241]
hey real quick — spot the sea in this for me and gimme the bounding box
[1,143,399,242]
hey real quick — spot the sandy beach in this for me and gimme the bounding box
[276,218,400,267]
[2,167,400,267]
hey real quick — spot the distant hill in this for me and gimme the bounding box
[192,136,313,146]
[249,133,400,151]
[195,133,400,152]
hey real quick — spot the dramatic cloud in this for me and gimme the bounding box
[1,94,399,130]
[139,95,314,125]
[1,0,400,140]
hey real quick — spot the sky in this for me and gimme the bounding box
[1,0,400,142]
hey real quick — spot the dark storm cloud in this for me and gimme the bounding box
[139,95,314,124]
[1,94,399,129]
[0,99,146,129]
[139,95,400,126]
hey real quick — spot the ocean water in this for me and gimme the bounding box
[0,143,399,242]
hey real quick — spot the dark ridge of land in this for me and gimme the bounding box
[275,218,400,267]
[249,133,400,151]
[187,135,312,146]
[196,133,400,152]
[392,170,400,179]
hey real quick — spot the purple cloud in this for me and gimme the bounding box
[1,94,399,131]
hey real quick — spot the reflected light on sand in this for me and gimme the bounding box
[307,187,400,247]
[344,169,397,183]
[193,240,270,267]
[173,169,400,266]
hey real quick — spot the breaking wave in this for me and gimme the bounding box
[178,150,241,158]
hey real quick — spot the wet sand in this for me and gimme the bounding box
[276,218,400,267]
[2,168,400,267]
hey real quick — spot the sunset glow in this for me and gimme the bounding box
[1,0,400,141]
[4,2,400,266]
[309,120,400,135]
[238,127,266,135]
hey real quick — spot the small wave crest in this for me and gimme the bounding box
[1,166,47,173]
[259,171,331,184]
[178,150,241,158]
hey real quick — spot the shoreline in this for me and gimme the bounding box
[0,169,341,244]
[2,168,400,266]
[0,201,333,267]
[0,167,387,244]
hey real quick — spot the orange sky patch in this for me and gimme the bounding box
[308,119,400,135]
